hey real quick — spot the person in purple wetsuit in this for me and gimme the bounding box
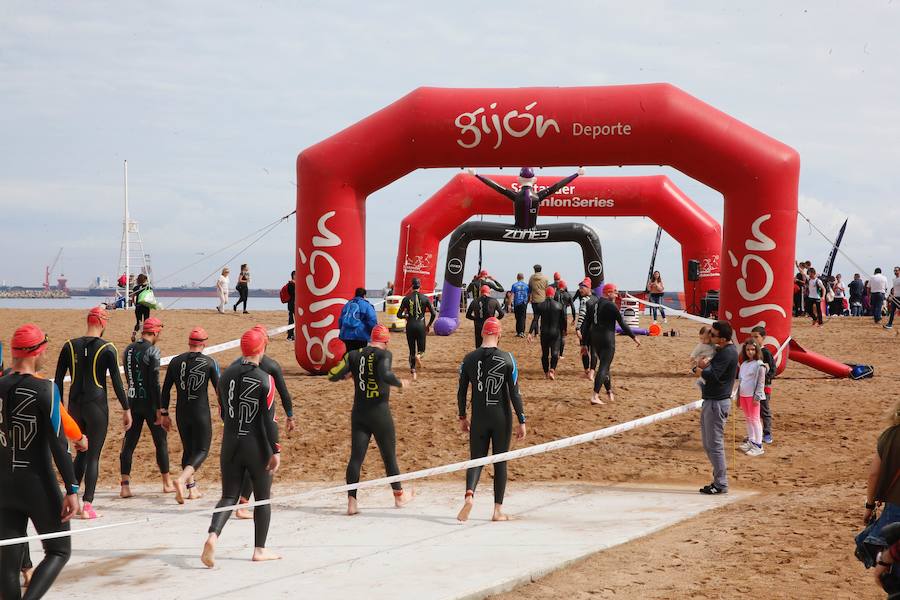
[469,167,585,229]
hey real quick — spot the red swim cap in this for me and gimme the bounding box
[546,286,556,298]
[252,324,270,340]
[188,327,209,346]
[558,279,567,290]
[240,328,267,356]
[11,323,49,358]
[87,306,109,325]
[142,317,164,334]
[482,317,502,336]
[602,283,618,296]
[371,324,391,344]
[553,272,561,280]
[480,285,491,296]
[581,277,592,288]
[479,270,488,278]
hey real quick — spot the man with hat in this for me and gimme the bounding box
[327,324,413,516]
[161,326,220,504]
[456,317,526,522]
[466,284,505,349]
[470,166,584,230]
[54,306,132,519]
[120,317,173,497]
[202,327,281,567]
[0,324,81,598]
[396,277,436,381]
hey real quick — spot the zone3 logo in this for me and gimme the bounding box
[502,229,550,241]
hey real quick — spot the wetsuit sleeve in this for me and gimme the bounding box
[262,374,280,454]
[537,172,580,200]
[568,296,577,320]
[327,356,351,382]
[161,357,177,412]
[424,296,436,328]
[59,403,83,442]
[397,296,411,320]
[270,361,294,417]
[209,359,220,393]
[457,360,470,418]
[506,353,526,424]
[54,342,72,402]
[105,346,129,410]
[474,174,517,201]
[613,305,637,339]
[465,300,476,321]
[494,299,505,319]
[558,305,567,333]
[47,382,79,495]
[375,351,403,388]
[488,278,504,293]
[148,347,162,412]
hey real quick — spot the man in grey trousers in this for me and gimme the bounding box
[692,320,738,495]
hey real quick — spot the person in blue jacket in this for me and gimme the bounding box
[510,274,530,338]
[339,287,378,354]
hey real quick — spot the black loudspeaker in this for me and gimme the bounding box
[687,259,700,282]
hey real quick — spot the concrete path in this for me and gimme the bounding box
[35,482,749,599]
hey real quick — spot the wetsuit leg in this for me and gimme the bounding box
[23,489,71,599]
[592,334,616,393]
[549,336,560,370]
[208,450,244,537]
[346,414,372,499]
[369,406,403,493]
[133,304,149,333]
[119,414,147,476]
[559,332,566,358]
[473,320,484,349]
[240,472,253,500]
[73,402,108,503]
[405,321,424,370]
[190,406,212,471]
[490,418,513,505]
[176,405,193,470]
[540,336,551,373]
[0,507,27,600]
[148,419,170,474]
[465,420,494,493]
[246,458,273,548]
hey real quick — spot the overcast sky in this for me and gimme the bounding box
[1,1,897,291]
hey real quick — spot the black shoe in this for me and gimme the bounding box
[243,311,250,314]
[699,483,727,495]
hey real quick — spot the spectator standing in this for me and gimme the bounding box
[286,271,296,341]
[527,264,549,332]
[338,287,378,354]
[884,266,900,330]
[692,320,738,495]
[736,339,768,457]
[130,273,152,342]
[750,326,777,445]
[216,268,230,314]
[805,267,825,326]
[870,268,890,324]
[849,273,866,317]
[510,273,530,338]
[382,281,394,312]
[830,273,847,316]
[234,263,250,314]
[647,270,667,323]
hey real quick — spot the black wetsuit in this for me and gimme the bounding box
[328,347,404,499]
[475,172,580,229]
[466,296,505,349]
[209,361,279,548]
[120,339,169,476]
[231,355,293,501]
[531,298,566,374]
[466,277,504,300]
[54,337,129,504]
[582,297,635,393]
[0,373,79,599]
[397,291,436,371]
[577,293,600,371]
[555,288,577,357]
[161,352,220,471]
[457,347,525,504]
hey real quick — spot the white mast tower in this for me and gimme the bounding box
[117,160,152,307]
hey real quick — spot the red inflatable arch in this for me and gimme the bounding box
[296,84,799,374]
[393,173,722,303]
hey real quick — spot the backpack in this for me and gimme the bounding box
[279,283,290,304]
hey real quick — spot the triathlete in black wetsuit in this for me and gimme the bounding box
[582,283,641,405]
[53,307,131,519]
[456,317,526,523]
[328,324,413,516]
[0,324,80,600]
[575,280,599,379]
[396,278,436,380]
[161,327,220,504]
[553,281,577,359]
[120,317,173,496]
[472,167,584,229]
[466,285,505,349]
[530,287,566,379]
[202,328,281,567]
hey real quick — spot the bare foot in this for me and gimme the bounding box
[120,482,133,498]
[607,390,615,403]
[415,354,423,370]
[21,568,33,587]
[235,508,253,520]
[347,496,359,516]
[162,474,176,493]
[201,535,217,568]
[548,369,556,381]
[411,370,418,382]
[591,393,605,406]
[492,505,514,521]
[394,487,415,508]
[174,479,185,504]
[456,496,474,522]
[582,370,591,380]
[587,369,595,380]
[188,485,203,500]
[252,547,282,562]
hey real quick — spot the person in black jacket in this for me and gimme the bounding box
[692,320,739,495]
[466,285,505,349]
[286,271,296,341]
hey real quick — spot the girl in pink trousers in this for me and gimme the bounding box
[737,339,769,456]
